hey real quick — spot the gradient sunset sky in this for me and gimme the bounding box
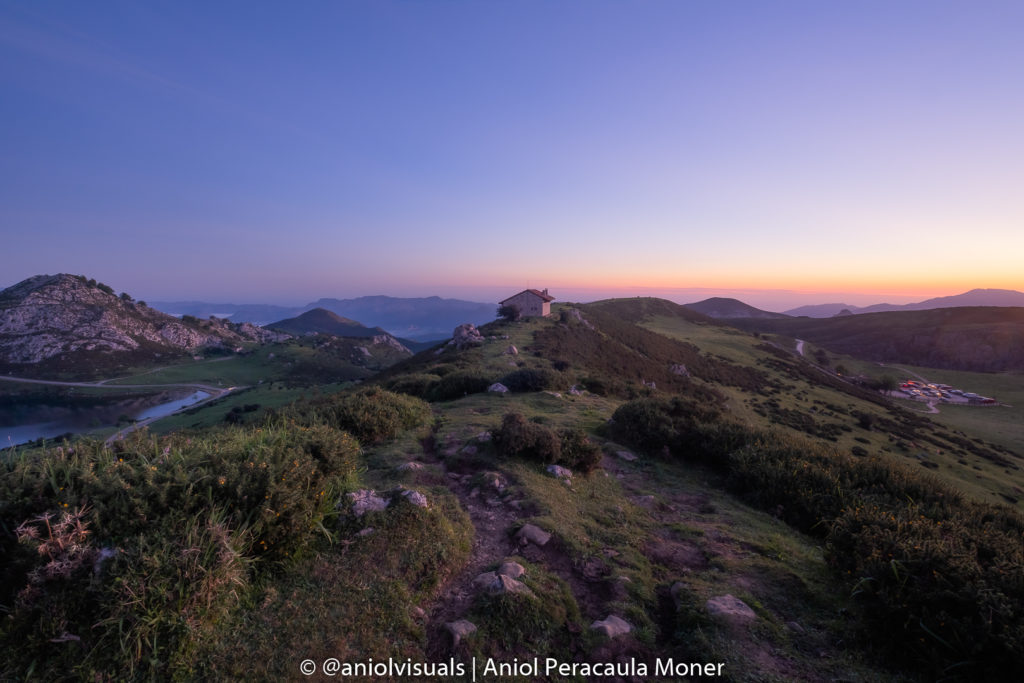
[2,1,1022,310]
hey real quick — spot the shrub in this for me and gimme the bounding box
[387,373,440,398]
[493,413,561,464]
[500,368,558,393]
[325,387,431,443]
[0,422,361,679]
[609,396,720,456]
[557,428,601,474]
[497,304,521,322]
[427,371,491,402]
[493,415,601,474]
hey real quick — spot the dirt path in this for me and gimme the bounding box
[419,432,524,658]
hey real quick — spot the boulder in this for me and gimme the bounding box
[451,323,485,349]
[488,382,509,394]
[401,489,429,508]
[616,450,637,462]
[706,594,757,623]
[515,523,551,546]
[473,571,534,597]
[347,490,390,516]
[547,464,572,480]
[670,363,690,377]
[476,431,493,442]
[504,344,519,355]
[568,385,583,396]
[396,461,424,472]
[445,619,477,647]
[591,615,632,639]
[498,561,526,579]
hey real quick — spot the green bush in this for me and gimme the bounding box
[294,386,431,443]
[557,428,601,474]
[609,396,720,456]
[427,370,491,401]
[0,422,361,679]
[387,373,440,398]
[494,413,561,464]
[494,414,601,474]
[500,368,559,392]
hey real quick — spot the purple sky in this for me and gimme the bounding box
[3,1,1022,308]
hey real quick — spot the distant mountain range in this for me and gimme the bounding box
[784,288,1024,317]
[150,295,498,341]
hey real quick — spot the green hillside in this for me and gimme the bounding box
[3,300,1023,681]
[728,306,1024,372]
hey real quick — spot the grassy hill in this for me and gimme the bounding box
[2,299,1023,681]
[728,306,1024,372]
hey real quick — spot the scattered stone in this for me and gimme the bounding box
[488,382,509,394]
[433,348,445,356]
[476,431,492,442]
[504,344,519,355]
[473,571,534,597]
[411,606,426,620]
[786,621,805,634]
[670,363,690,377]
[515,523,551,547]
[484,472,505,491]
[706,594,757,623]
[445,620,477,647]
[602,548,620,558]
[356,527,375,537]
[568,385,582,396]
[632,494,656,508]
[591,615,632,639]
[670,581,687,609]
[396,461,424,472]
[642,380,656,389]
[498,561,526,579]
[547,464,572,480]
[401,489,429,508]
[447,472,461,480]
[616,450,637,462]
[356,346,372,357]
[347,490,390,517]
[451,323,485,349]
[469,487,480,499]
[460,444,478,456]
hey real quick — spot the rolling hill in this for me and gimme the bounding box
[728,306,1024,372]
[683,296,789,319]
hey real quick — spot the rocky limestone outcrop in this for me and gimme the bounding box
[449,323,484,349]
[0,274,290,364]
[372,334,411,354]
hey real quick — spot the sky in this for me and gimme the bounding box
[2,0,1023,311]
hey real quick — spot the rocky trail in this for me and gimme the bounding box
[419,429,616,660]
